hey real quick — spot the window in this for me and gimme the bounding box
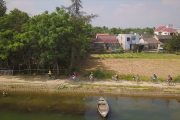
[132,36,136,40]
[127,37,130,41]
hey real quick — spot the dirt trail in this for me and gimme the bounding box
[0,76,179,88]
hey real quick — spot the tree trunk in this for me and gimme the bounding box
[56,60,59,76]
[28,59,31,75]
[19,63,20,74]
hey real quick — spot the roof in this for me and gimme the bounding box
[93,39,119,44]
[97,35,117,40]
[154,26,165,32]
[143,38,158,43]
[141,34,152,38]
[96,33,109,37]
[93,35,119,44]
[155,35,172,40]
[162,28,174,32]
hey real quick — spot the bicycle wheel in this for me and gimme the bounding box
[148,79,152,84]
[162,81,167,86]
[52,76,55,79]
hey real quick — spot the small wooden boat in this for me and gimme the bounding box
[97,97,109,117]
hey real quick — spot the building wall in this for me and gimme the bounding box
[91,43,120,51]
[117,33,139,50]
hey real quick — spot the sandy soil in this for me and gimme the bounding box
[0,76,180,88]
[80,59,180,78]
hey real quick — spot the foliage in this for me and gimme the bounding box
[90,53,180,59]
[83,68,114,79]
[0,0,97,75]
[164,35,180,53]
[92,26,155,37]
[0,0,6,17]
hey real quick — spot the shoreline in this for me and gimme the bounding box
[0,76,180,98]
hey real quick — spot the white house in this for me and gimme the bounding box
[116,33,139,50]
[154,24,177,36]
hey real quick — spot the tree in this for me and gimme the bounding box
[164,35,180,53]
[0,0,6,17]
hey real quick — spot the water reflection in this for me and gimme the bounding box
[0,92,180,120]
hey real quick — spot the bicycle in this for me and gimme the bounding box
[112,77,122,82]
[162,79,176,86]
[87,76,97,82]
[70,75,79,81]
[46,74,55,80]
[148,78,160,84]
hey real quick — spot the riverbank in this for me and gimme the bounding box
[0,76,180,98]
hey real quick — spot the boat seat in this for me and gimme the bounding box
[98,101,106,104]
[99,105,106,111]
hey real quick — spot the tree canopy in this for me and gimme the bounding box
[0,1,96,75]
[0,0,6,17]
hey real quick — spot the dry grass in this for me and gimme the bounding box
[80,58,180,78]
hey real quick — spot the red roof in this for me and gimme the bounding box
[154,26,165,32]
[96,33,109,37]
[163,28,174,32]
[93,35,119,44]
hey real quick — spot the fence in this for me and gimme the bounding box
[0,70,13,76]
[1,83,180,98]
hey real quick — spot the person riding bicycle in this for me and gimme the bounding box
[153,73,157,82]
[72,72,77,81]
[136,75,140,83]
[115,73,119,81]
[167,75,172,86]
[48,70,52,78]
[89,72,94,82]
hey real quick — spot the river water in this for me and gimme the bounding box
[0,92,180,120]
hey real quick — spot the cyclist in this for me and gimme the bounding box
[153,73,157,82]
[48,70,52,78]
[167,75,172,86]
[89,72,94,82]
[72,72,77,81]
[136,75,140,83]
[115,73,119,81]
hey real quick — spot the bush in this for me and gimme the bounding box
[83,68,114,79]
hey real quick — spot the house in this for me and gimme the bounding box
[139,34,158,50]
[154,24,177,36]
[91,34,120,51]
[96,33,109,39]
[116,33,140,50]
[154,35,172,52]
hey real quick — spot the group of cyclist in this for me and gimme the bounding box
[133,73,172,85]
[48,70,173,85]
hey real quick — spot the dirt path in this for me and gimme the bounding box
[0,76,179,88]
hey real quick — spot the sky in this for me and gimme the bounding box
[4,0,180,29]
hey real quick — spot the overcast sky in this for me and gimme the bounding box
[4,0,180,29]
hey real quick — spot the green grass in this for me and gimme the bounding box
[91,53,180,59]
[83,68,180,82]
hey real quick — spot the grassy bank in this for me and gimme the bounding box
[90,53,180,59]
[83,68,180,82]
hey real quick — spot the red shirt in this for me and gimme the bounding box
[74,73,76,77]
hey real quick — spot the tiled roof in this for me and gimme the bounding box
[96,33,109,37]
[163,28,174,32]
[143,38,158,43]
[97,35,117,40]
[93,35,119,44]
[154,26,165,32]
[155,35,172,40]
[142,34,152,38]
